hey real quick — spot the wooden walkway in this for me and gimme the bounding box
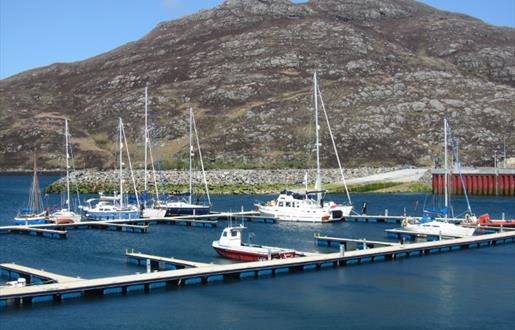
[1,231,514,306]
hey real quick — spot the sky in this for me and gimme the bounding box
[1,0,514,79]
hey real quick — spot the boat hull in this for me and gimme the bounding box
[49,210,81,224]
[142,208,167,219]
[404,221,476,237]
[83,210,141,221]
[257,205,352,223]
[212,242,296,262]
[14,216,46,226]
[163,205,210,217]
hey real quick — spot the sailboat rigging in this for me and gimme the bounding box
[48,118,82,223]
[402,117,477,237]
[255,72,353,222]
[14,155,47,225]
[80,118,141,221]
[155,107,211,216]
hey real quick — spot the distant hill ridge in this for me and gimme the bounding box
[0,0,514,170]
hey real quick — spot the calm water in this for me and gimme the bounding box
[0,176,514,329]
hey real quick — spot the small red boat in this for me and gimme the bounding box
[477,214,515,228]
[212,225,297,262]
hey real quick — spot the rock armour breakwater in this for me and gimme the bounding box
[47,167,430,194]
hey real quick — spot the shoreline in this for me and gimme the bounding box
[42,167,432,194]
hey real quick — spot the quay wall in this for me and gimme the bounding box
[432,168,515,196]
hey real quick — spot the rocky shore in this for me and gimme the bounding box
[46,167,431,194]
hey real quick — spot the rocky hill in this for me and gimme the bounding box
[1,0,514,170]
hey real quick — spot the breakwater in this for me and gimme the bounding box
[46,167,429,194]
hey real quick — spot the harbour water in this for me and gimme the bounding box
[1,175,514,329]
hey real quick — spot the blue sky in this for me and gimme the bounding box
[1,0,514,79]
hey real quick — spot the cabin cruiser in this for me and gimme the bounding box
[256,190,352,222]
[212,225,297,261]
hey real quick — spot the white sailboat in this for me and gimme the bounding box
[402,118,476,237]
[81,118,141,221]
[140,87,167,218]
[49,118,82,224]
[14,155,47,225]
[155,107,211,216]
[256,72,353,222]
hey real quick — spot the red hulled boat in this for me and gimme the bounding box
[478,214,515,228]
[212,225,297,262]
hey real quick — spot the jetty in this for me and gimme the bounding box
[314,234,399,249]
[125,250,211,270]
[0,226,67,239]
[1,231,513,307]
[0,212,234,239]
[0,263,80,284]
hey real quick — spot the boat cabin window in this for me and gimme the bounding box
[285,202,291,207]
[278,202,284,207]
[231,230,238,237]
[223,231,228,237]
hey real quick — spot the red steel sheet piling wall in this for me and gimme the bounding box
[432,169,514,196]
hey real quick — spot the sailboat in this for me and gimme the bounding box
[255,72,353,222]
[139,87,167,218]
[48,118,82,224]
[155,107,211,216]
[14,156,47,225]
[402,118,476,237]
[80,118,141,221]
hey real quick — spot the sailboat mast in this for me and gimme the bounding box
[144,86,148,199]
[189,107,193,204]
[65,119,71,212]
[119,118,123,208]
[444,117,448,220]
[313,72,322,201]
[31,155,39,211]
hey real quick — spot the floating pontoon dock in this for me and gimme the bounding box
[314,234,399,249]
[1,231,513,307]
[0,226,67,239]
[0,263,80,285]
[126,251,211,270]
